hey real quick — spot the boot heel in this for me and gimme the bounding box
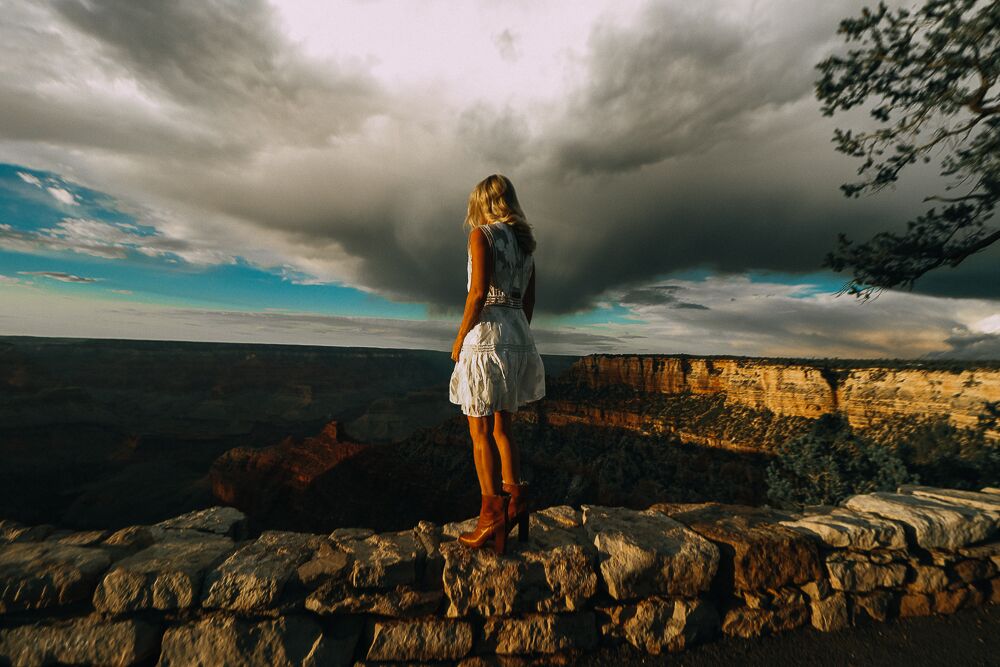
[493,522,507,554]
[517,512,529,542]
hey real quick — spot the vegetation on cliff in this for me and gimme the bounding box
[767,403,1000,508]
[766,414,914,507]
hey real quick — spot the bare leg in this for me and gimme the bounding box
[492,410,521,485]
[468,414,502,495]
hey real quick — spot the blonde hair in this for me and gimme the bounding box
[464,174,537,255]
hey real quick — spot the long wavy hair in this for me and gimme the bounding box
[464,174,536,255]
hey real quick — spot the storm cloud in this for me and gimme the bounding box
[0,0,996,330]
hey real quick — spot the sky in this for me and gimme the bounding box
[0,0,997,359]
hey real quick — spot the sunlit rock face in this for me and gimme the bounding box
[557,355,1000,441]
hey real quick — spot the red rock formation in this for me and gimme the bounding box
[210,421,368,509]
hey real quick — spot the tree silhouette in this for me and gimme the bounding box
[816,0,998,300]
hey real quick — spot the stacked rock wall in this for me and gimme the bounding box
[1,486,999,665]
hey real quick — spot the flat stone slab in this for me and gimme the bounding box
[330,528,424,589]
[721,603,810,638]
[477,612,597,655]
[201,531,324,612]
[365,616,473,661]
[0,521,55,544]
[0,520,26,543]
[899,486,1000,514]
[651,503,820,592]
[155,506,249,539]
[414,520,445,586]
[958,540,1000,567]
[159,613,350,667]
[982,487,1000,496]
[100,524,224,560]
[441,507,598,617]
[306,579,443,617]
[296,541,350,590]
[907,564,950,593]
[810,592,848,632]
[49,530,112,547]
[780,507,906,551]
[0,614,159,667]
[844,493,997,551]
[583,505,719,600]
[329,527,374,541]
[825,553,907,592]
[0,542,112,613]
[93,536,235,613]
[598,596,719,654]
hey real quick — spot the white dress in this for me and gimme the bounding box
[449,222,546,417]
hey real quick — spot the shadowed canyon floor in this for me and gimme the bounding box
[2,336,998,535]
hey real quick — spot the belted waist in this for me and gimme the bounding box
[484,293,523,308]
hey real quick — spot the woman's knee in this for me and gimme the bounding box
[467,414,493,440]
[492,410,513,438]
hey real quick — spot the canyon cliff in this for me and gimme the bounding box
[550,354,1000,445]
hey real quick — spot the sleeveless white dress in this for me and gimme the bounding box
[449,222,546,417]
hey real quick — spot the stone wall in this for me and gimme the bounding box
[1,485,999,666]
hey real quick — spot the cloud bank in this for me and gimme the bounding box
[0,0,996,358]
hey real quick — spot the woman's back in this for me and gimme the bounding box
[452,221,545,417]
[467,222,533,304]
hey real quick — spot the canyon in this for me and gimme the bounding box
[1,336,997,537]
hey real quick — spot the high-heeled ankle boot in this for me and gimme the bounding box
[501,480,531,542]
[458,493,509,554]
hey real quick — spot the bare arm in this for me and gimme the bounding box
[523,265,535,324]
[451,227,491,361]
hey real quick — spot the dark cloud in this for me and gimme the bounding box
[0,0,995,325]
[897,249,1000,301]
[51,0,382,145]
[18,271,99,283]
[928,330,1000,361]
[544,1,857,177]
[618,285,709,310]
[619,285,682,305]
[457,104,532,169]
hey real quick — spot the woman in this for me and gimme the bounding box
[449,174,546,555]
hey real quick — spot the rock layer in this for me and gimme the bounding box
[563,355,1000,435]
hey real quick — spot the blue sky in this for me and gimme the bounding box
[0,163,425,318]
[1,1,997,358]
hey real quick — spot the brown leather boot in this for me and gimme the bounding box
[458,493,509,554]
[501,480,530,542]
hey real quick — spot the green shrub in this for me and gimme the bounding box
[766,413,913,509]
[862,401,1000,490]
